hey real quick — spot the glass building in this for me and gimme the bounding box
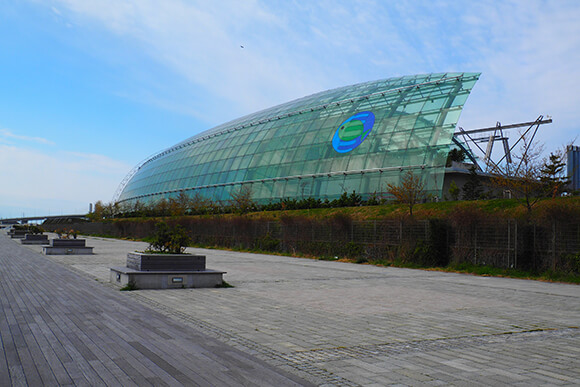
[116,72,480,205]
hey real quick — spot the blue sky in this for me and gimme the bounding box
[0,0,579,218]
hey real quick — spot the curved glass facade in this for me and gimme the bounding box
[118,72,480,205]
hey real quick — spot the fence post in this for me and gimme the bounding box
[399,220,403,245]
[474,227,478,265]
[329,221,332,244]
[532,224,537,270]
[515,220,518,269]
[552,221,556,271]
[373,220,377,254]
[507,219,511,269]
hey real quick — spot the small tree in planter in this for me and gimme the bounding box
[113,221,225,290]
[147,222,190,254]
[20,225,49,244]
[55,228,78,239]
[13,224,44,234]
[28,225,45,235]
[126,222,202,272]
[44,228,91,252]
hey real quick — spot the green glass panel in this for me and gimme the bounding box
[118,72,480,204]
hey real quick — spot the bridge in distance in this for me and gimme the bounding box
[0,214,87,224]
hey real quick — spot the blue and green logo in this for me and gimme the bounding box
[332,111,375,153]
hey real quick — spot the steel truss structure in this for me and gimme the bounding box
[455,115,552,172]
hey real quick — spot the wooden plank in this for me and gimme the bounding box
[0,234,312,386]
[14,344,43,386]
[0,315,14,386]
[27,324,73,385]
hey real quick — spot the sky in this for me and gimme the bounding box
[0,0,579,219]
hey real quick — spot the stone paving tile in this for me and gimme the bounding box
[17,234,580,386]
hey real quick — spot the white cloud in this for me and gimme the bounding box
[63,151,132,174]
[0,144,131,217]
[40,0,427,119]
[0,129,55,145]
[451,1,580,152]
[46,0,326,117]
[27,0,580,150]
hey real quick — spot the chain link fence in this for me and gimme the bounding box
[45,217,580,273]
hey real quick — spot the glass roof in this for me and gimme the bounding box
[118,72,480,205]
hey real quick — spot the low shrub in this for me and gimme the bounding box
[147,222,190,254]
[256,233,280,251]
[560,252,580,275]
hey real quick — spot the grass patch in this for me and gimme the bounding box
[192,242,580,284]
[323,258,580,284]
[439,262,580,283]
[445,262,531,278]
[539,271,580,284]
[82,233,119,239]
[120,280,138,291]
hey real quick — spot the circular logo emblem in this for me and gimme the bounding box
[332,111,375,153]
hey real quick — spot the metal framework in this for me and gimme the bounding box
[455,115,552,172]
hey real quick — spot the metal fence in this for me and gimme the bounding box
[47,218,580,272]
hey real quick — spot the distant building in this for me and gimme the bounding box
[567,145,580,191]
[116,73,481,206]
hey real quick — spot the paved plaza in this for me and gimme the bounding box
[2,232,580,386]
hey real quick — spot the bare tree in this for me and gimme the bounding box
[230,185,255,214]
[167,191,192,216]
[153,198,170,217]
[386,170,425,216]
[189,192,212,214]
[89,200,117,220]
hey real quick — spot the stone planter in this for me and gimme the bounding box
[43,238,94,255]
[21,234,49,245]
[110,251,225,289]
[50,238,87,247]
[10,230,27,239]
[126,251,206,271]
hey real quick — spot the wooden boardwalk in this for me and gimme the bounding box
[0,234,311,386]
